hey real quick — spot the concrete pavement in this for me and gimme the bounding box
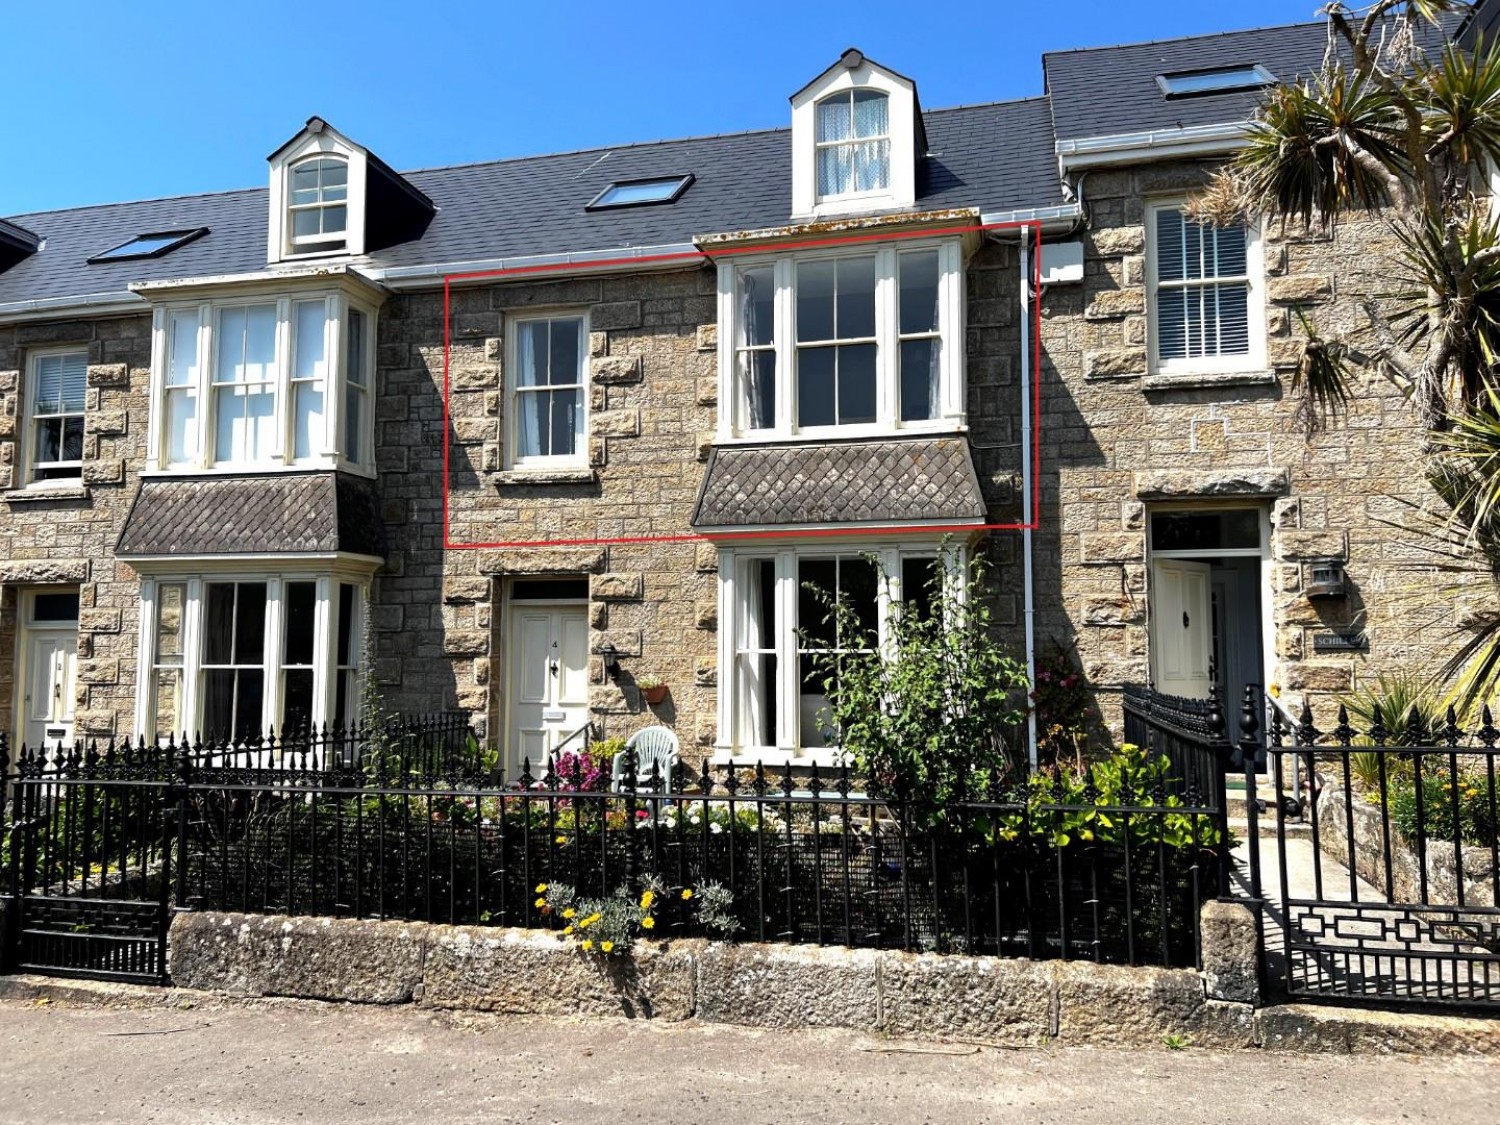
[1,998,1497,1125]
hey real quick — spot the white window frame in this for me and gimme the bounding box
[286,155,350,254]
[715,240,965,441]
[1145,199,1266,377]
[504,311,590,471]
[22,347,87,488]
[713,540,963,766]
[813,88,892,204]
[133,570,367,742]
[147,291,376,476]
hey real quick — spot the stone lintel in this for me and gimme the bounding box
[1133,468,1290,500]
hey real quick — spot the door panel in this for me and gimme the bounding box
[507,605,590,772]
[23,632,78,749]
[1151,559,1212,699]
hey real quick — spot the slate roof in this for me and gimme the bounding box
[692,437,987,529]
[0,98,1064,308]
[116,473,385,558]
[1044,15,1462,142]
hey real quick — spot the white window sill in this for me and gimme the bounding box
[5,483,89,503]
[141,461,375,480]
[714,423,968,447]
[1143,369,1277,391]
[494,466,597,486]
[709,749,849,770]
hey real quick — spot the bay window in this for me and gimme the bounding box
[718,241,964,439]
[716,543,954,763]
[151,292,375,472]
[137,574,366,742]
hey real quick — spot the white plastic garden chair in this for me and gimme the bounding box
[612,726,679,793]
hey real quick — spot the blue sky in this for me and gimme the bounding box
[3,0,1323,216]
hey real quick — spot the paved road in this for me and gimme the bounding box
[0,999,1496,1125]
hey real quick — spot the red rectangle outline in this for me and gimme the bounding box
[442,220,1043,550]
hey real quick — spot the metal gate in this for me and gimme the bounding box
[4,748,172,984]
[1255,707,1500,1011]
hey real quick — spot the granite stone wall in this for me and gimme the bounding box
[1033,160,1487,728]
[0,314,153,743]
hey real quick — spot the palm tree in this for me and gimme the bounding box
[1197,1,1500,707]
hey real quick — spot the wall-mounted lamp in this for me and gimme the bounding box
[1306,557,1347,600]
[600,642,621,682]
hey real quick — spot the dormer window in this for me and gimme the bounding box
[815,89,890,199]
[288,157,348,252]
[790,50,922,219]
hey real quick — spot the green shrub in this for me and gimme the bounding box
[1389,769,1498,848]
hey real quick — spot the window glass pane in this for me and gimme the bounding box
[1150,510,1260,552]
[283,671,314,732]
[293,301,327,381]
[1155,210,1185,283]
[217,304,277,383]
[203,583,235,664]
[292,209,321,239]
[510,579,589,601]
[836,343,877,424]
[835,257,876,339]
[34,419,60,464]
[290,162,320,199]
[167,311,199,387]
[852,139,890,193]
[233,583,267,664]
[347,308,367,387]
[152,670,183,739]
[550,389,579,457]
[852,89,888,137]
[738,267,774,347]
[1156,287,1189,361]
[202,669,235,739]
[33,353,87,413]
[516,321,549,388]
[816,95,852,142]
[798,558,838,648]
[796,260,836,342]
[321,205,347,235]
[841,557,879,642]
[900,556,939,622]
[283,582,316,665]
[734,558,778,748]
[1214,225,1247,277]
[899,338,939,422]
[155,584,184,660]
[796,348,836,428]
[1215,284,1250,355]
[899,251,941,335]
[517,392,547,457]
[739,350,776,431]
[817,146,853,197]
[32,592,80,623]
[167,390,197,465]
[320,159,347,189]
[295,383,324,460]
[549,318,581,386]
[337,583,357,665]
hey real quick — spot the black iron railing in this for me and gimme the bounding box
[3,729,1226,972]
[1261,701,1500,1009]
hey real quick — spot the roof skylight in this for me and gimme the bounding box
[1156,65,1276,98]
[87,228,208,263]
[586,175,695,210]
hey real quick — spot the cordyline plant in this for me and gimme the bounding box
[1195,1,1500,708]
[801,550,1029,831]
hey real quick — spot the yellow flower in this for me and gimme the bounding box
[534,898,546,909]
[555,835,568,845]
[563,908,577,919]
[581,940,594,951]
[535,883,548,893]
[681,889,693,900]
[563,925,574,935]
[601,941,614,953]
[640,890,656,909]
[641,916,655,930]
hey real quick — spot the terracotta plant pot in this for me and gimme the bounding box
[640,684,668,706]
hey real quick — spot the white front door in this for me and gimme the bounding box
[507,605,589,773]
[22,631,78,750]
[1150,559,1213,699]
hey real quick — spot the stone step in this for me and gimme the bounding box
[1227,816,1311,840]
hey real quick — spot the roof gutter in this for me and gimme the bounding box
[979,202,1081,234]
[1056,121,1249,172]
[0,290,146,324]
[368,241,704,289]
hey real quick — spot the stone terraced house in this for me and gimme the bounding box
[0,12,1485,770]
